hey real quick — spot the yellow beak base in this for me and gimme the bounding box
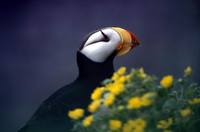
[112,27,138,56]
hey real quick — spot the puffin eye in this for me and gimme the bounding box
[100,30,109,42]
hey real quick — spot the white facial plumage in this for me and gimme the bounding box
[80,28,121,63]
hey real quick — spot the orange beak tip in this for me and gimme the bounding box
[128,31,140,47]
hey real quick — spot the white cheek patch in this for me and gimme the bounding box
[81,42,115,62]
[80,28,121,63]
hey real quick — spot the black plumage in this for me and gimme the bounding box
[18,51,116,132]
[18,26,140,132]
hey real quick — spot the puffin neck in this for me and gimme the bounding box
[76,51,115,80]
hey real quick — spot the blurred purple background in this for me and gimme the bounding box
[0,0,200,131]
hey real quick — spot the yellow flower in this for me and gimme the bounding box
[141,98,152,106]
[117,66,126,75]
[68,108,84,120]
[107,82,125,95]
[184,66,192,77]
[103,93,115,106]
[111,67,129,84]
[118,76,127,83]
[157,118,173,129]
[82,115,93,127]
[127,97,142,109]
[112,73,120,81]
[109,119,122,130]
[123,118,146,132]
[134,127,144,132]
[188,98,200,105]
[139,68,147,78]
[91,87,105,100]
[123,121,132,132]
[180,108,192,117]
[141,92,156,106]
[88,100,101,113]
[134,118,146,128]
[160,75,173,89]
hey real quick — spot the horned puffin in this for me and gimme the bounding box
[18,27,140,132]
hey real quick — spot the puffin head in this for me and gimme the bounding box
[79,27,140,63]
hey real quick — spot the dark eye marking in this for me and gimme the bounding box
[100,30,109,42]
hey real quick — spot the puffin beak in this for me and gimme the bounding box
[112,27,140,56]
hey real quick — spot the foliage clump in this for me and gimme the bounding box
[68,66,200,132]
